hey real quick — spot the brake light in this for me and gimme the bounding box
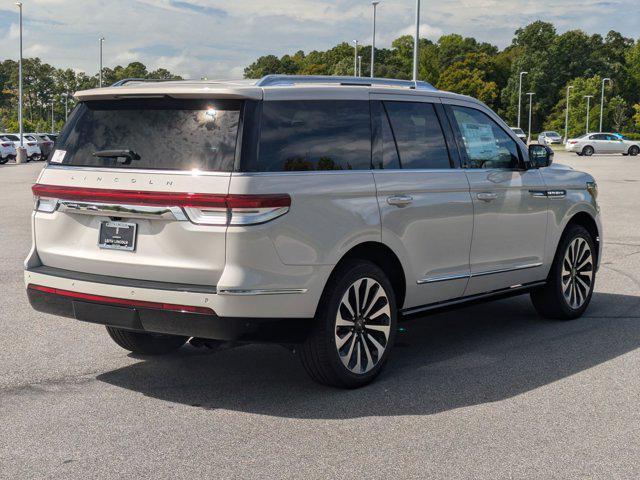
[569,141,578,144]
[32,184,291,226]
[28,284,214,314]
[1,143,10,147]
[27,142,36,146]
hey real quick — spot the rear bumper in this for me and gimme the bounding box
[27,284,312,343]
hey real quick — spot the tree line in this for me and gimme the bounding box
[1,21,639,137]
[245,21,640,138]
[0,60,181,133]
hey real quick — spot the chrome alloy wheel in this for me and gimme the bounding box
[334,278,391,374]
[562,237,594,309]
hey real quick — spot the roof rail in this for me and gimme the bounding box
[110,78,178,87]
[256,75,437,91]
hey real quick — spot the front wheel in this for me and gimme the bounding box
[629,146,639,156]
[531,225,596,320]
[300,260,397,388]
[105,326,187,355]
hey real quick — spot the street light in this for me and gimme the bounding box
[51,100,55,134]
[15,2,23,150]
[99,36,105,87]
[358,56,362,77]
[599,77,611,132]
[370,1,380,78]
[353,40,358,77]
[564,85,573,144]
[526,92,535,144]
[62,93,69,121]
[517,71,528,129]
[412,0,420,82]
[584,95,594,134]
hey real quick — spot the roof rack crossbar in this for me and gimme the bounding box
[110,78,178,87]
[255,75,437,91]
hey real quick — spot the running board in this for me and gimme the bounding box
[400,281,546,318]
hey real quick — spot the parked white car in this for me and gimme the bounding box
[0,133,42,161]
[0,136,17,164]
[566,133,640,156]
[538,131,563,145]
[510,127,527,142]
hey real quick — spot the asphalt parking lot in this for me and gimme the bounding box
[1,152,639,479]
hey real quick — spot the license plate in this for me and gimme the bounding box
[98,221,137,251]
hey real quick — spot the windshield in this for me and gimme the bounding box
[512,128,524,135]
[546,132,561,137]
[54,98,242,171]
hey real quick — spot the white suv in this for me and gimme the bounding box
[25,76,602,387]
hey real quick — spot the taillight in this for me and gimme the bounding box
[27,142,36,146]
[1,143,10,147]
[569,141,578,144]
[31,184,291,226]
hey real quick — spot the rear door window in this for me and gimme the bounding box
[54,98,242,171]
[383,101,451,169]
[250,100,371,171]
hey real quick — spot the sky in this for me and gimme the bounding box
[0,0,637,79]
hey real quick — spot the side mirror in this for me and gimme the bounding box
[528,144,554,168]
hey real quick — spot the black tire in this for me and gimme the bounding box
[530,225,596,320]
[105,326,187,355]
[300,260,397,388]
[0,157,8,165]
[582,146,594,156]
[629,146,639,156]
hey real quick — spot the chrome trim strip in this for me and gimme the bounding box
[417,262,543,285]
[217,288,308,296]
[417,272,470,285]
[471,262,543,277]
[58,200,187,221]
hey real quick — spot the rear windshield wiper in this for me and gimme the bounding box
[93,149,141,164]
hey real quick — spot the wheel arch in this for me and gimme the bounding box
[564,211,601,266]
[321,242,407,311]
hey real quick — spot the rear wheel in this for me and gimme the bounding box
[582,146,594,156]
[300,260,397,388]
[531,225,596,320]
[629,146,639,156]
[0,156,8,165]
[105,326,187,355]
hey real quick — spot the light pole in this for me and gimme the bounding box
[358,56,362,77]
[51,100,55,133]
[15,2,23,149]
[353,40,358,77]
[526,92,535,144]
[62,93,69,121]
[584,95,594,134]
[517,71,528,128]
[370,1,379,78]
[599,77,611,132]
[412,0,420,82]
[99,36,105,87]
[564,85,573,144]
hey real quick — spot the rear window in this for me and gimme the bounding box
[53,98,242,171]
[247,100,371,172]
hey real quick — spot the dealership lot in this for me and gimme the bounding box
[1,152,639,479]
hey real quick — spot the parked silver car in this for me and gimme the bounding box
[25,75,602,387]
[566,133,640,156]
[538,131,563,145]
[510,127,527,142]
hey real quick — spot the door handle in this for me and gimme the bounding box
[386,195,413,207]
[476,192,498,202]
